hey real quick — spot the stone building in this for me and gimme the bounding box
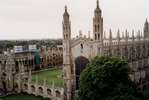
[0,45,64,99]
[62,0,149,100]
[0,54,15,92]
[40,46,63,68]
[0,53,64,100]
[0,53,30,92]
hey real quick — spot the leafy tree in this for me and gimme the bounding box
[77,56,142,100]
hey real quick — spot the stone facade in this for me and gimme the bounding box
[22,74,64,100]
[62,0,149,100]
[40,46,63,68]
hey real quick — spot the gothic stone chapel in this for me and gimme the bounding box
[62,0,149,100]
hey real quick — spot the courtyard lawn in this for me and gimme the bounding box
[0,93,45,100]
[32,68,64,87]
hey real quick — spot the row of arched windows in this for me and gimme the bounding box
[94,24,100,32]
[95,34,100,40]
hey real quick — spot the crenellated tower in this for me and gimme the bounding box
[144,19,149,38]
[62,6,74,100]
[93,0,103,41]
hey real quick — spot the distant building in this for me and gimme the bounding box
[14,45,37,53]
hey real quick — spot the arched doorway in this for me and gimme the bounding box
[75,56,89,89]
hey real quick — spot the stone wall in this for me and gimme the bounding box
[19,81,64,100]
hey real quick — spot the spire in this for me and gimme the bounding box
[125,29,128,39]
[122,32,124,39]
[125,29,128,43]
[65,5,67,12]
[63,5,69,17]
[141,32,143,38]
[94,0,101,15]
[146,18,148,23]
[63,5,71,40]
[109,29,112,40]
[137,30,141,40]
[97,0,99,8]
[144,18,149,27]
[144,18,149,39]
[117,29,120,39]
[132,29,135,41]
[127,32,130,38]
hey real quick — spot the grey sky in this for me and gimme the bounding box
[0,0,148,40]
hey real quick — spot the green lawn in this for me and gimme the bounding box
[0,93,45,100]
[32,68,64,87]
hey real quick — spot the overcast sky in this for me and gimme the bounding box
[0,0,148,40]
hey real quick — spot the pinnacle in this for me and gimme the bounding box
[146,18,148,23]
[97,0,99,8]
[65,5,67,12]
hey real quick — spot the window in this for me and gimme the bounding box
[95,34,97,40]
[95,25,97,32]
[81,44,83,53]
[81,44,83,49]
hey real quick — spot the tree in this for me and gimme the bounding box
[77,56,142,100]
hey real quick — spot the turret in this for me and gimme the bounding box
[137,30,141,40]
[94,0,102,16]
[63,6,71,40]
[117,29,120,41]
[144,18,149,38]
[125,29,128,42]
[62,6,74,100]
[109,29,112,40]
[93,0,103,41]
[132,29,135,41]
[122,32,124,39]
[109,29,112,45]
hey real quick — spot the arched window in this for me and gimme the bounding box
[95,25,97,32]
[24,84,28,90]
[98,34,100,40]
[80,44,83,53]
[81,44,83,49]
[66,34,68,39]
[31,85,35,92]
[56,90,61,98]
[98,24,100,31]
[38,87,43,93]
[47,89,52,95]
[95,34,97,40]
